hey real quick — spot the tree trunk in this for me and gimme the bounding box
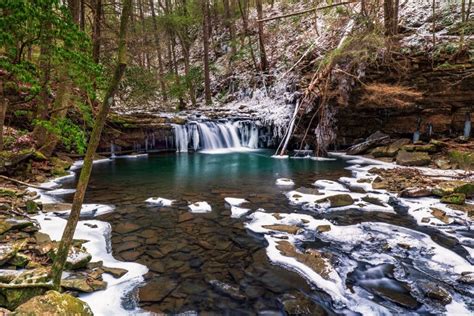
[223,0,236,63]
[92,0,102,63]
[0,85,7,152]
[202,0,212,105]
[32,6,53,145]
[238,0,258,72]
[255,0,268,72]
[38,0,80,154]
[50,0,133,289]
[384,0,396,35]
[149,0,168,101]
[38,72,72,157]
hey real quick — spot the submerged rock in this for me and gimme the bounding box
[396,151,431,166]
[209,279,245,301]
[139,277,178,302]
[114,222,141,234]
[14,290,93,316]
[279,293,326,315]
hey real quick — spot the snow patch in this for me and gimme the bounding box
[188,201,212,213]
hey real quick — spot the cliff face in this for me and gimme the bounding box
[335,53,473,146]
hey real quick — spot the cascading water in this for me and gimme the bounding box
[173,120,263,152]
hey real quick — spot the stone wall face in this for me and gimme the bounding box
[335,56,474,146]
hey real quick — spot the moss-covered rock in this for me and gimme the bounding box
[449,150,474,170]
[441,193,466,205]
[8,253,29,268]
[0,267,51,310]
[402,143,438,153]
[50,157,72,177]
[396,150,431,166]
[13,290,93,316]
[433,181,474,197]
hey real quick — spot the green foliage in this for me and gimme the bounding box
[121,66,161,105]
[0,0,102,97]
[33,118,87,154]
[166,66,202,101]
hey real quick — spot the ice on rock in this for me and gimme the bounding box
[230,206,251,218]
[188,201,212,213]
[145,197,174,207]
[276,178,295,186]
[313,180,347,191]
[224,197,248,206]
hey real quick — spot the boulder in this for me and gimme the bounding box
[0,240,26,265]
[399,187,432,198]
[372,138,411,158]
[448,150,474,170]
[457,273,474,285]
[347,131,390,155]
[396,151,431,166]
[0,268,50,310]
[0,219,34,235]
[65,247,92,270]
[433,181,474,198]
[441,193,466,205]
[14,290,93,316]
[362,196,386,206]
[418,281,452,305]
[402,143,438,153]
[324,194,354,207]
[61,274,107,293]
[262,224,301,234]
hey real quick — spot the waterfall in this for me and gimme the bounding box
[172,120,263,152]
[174,124,189,152]
[464,114,471,138]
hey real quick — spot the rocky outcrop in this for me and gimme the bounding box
[13,290,93,316]
[335,54,473,146]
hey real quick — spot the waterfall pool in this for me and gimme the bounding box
[46,150,473,315]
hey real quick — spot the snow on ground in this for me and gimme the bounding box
[188,201,212,213]
[145,197,174,207]
[34,214,148,315]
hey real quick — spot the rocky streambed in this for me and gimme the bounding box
[0,148,473,315]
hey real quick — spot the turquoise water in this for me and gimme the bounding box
[61,150,472,314]
[83,150,348,202]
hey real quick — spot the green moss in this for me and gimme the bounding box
[0,188,17,197]
[449,150,474,170]
[441,193,466,205]
[454,183,474,198]
[14,290,93,315]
